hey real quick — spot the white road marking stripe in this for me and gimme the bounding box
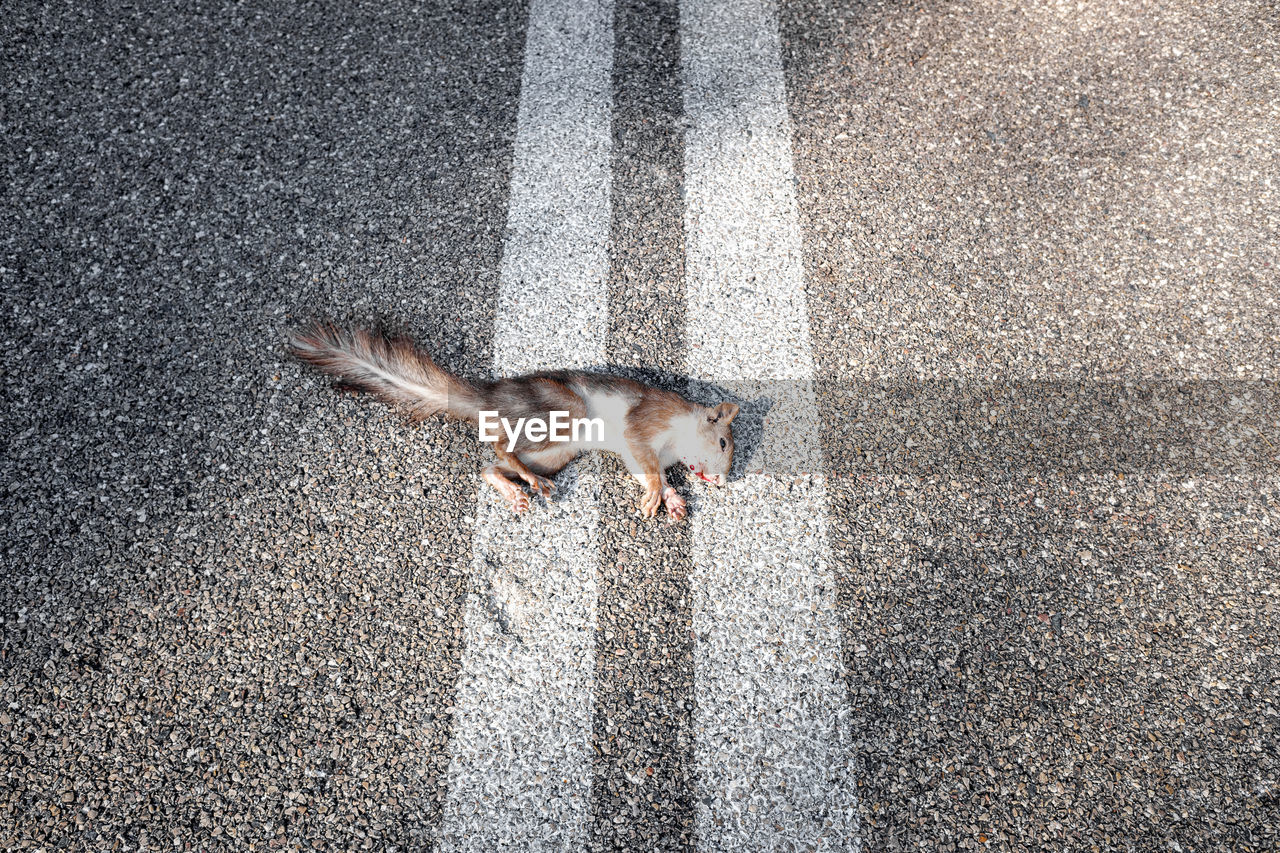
[439,0,612,847]
[680,0,861,848]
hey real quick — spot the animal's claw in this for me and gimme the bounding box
[640,488,662,518]
[525,474,556,498]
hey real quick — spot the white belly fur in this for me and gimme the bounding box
[568,384,691,483]
[572,386,635,455]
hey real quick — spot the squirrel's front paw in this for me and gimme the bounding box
[525,473,556,498]
[662,487,686,523]
[639,487,663,518]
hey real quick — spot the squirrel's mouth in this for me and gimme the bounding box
[688,463,718,485]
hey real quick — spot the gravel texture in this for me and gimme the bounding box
[2,0,1277,850]
[2,0,525,847]
[782,0,1279,849]
[784,0,1278,380]
[590,0,697,849]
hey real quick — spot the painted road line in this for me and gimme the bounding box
[438,0,612,848]
[680,0,861,849]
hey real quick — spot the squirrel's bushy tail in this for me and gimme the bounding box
[288,323,483,422]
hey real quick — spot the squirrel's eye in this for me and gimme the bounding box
[720,438,727,451]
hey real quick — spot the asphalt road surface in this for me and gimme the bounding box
[2,0,1277,850]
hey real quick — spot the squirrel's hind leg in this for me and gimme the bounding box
[482,447,581,513]
[495,445,574,499]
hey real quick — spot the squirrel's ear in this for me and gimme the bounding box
[707,402,739,425]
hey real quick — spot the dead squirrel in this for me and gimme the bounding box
[288,323,738,522]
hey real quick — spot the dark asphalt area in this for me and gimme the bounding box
[3,0,1277,850]
[4,0,523,846]
[783,1,1277,848]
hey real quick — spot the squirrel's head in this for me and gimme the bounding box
[684,401,739,487]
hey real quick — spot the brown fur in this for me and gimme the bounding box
[288,324,484,422]
[288,323,739,520]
